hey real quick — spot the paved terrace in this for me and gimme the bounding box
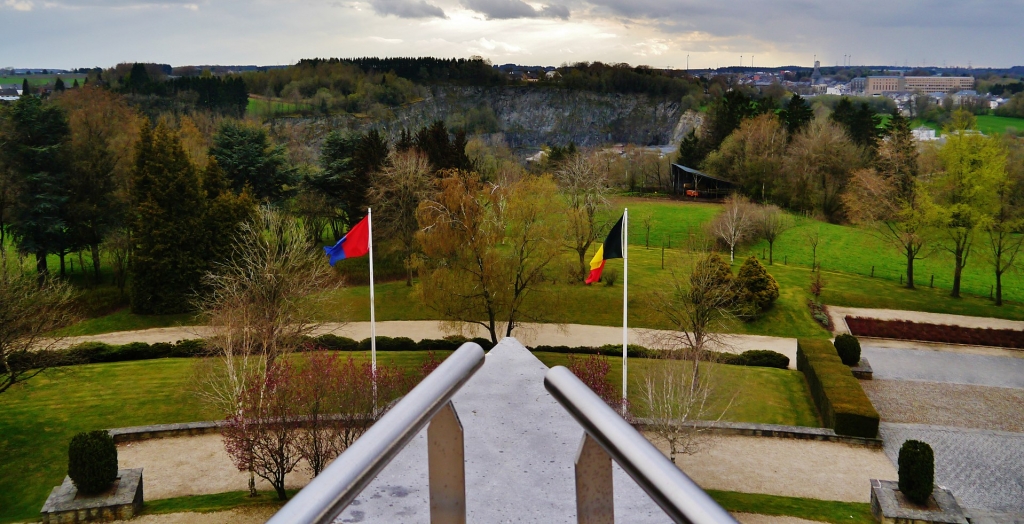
[335,337,671,523]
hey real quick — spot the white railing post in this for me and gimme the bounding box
[428,401,466,524]
[575,433,614,524]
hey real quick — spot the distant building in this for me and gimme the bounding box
[0,84,21,101]
[912,126,938,141]
[670,164,735,198]
[850,77,866,94]
[811,60,823,85]
[865,75,974,95]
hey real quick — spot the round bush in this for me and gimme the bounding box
[735,350,790,369]
[898,440,934,505]
[834,334,861,366]
[68,430,118,495]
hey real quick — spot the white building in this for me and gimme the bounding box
[912,126,938,141]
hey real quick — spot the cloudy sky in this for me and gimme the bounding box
[1,0,1021,70]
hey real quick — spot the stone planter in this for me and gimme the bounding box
[852,358,873,380]
[41,468,143,523]
[870,479,967,524]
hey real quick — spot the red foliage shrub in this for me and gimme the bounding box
[567,353,615,404]
[420,351,443,376]
[845,317,1024,349]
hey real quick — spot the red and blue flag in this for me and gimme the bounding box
[324,215,370,266]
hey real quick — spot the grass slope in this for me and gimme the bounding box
[534,353,820,427]
[0,351,438,523]
[708,490,873,524]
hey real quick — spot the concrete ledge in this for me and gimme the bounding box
[631,418,884,448]
[852,357,873,380]
[41,468,143,523]
[870,479,967,524]
[108,422,224,443]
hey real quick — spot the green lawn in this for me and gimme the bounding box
[535,353,820,427]
[708,490,873,524]
[0,351,440,523]
[246,97,310,117]
[0,75,86,87]
[975,114,1024,135]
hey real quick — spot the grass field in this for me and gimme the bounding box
[246,97,310,117]
[0,348,819,522]
[535,353,820,427]
[0,351,442,523]
[0,74,87,87]
[975,114,1024,135]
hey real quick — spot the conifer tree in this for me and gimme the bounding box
[782,93,813,136]
[54,78,65,93]
[21,78,29,96]
[129,122,209,314]
[735,256,779,318]
[202,158,256,265]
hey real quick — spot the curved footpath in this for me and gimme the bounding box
[60,321,800,368]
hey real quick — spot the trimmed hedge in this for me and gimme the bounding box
[724,350,790,369]
[898,440,934,505]
[531,345,790,369]
[833,334,861,366]
[531,344,661,359]
[68,431,119,495]
[796,339,879,438]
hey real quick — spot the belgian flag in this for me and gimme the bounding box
[584,214,624,285]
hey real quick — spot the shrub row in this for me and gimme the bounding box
[796,339,880,438]
[845,317,1024,349]
[17,335,496,370]
[531,345,789,369]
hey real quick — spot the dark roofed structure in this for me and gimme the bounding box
[670,164,735,199]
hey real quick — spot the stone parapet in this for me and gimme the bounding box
[40,468,143,523]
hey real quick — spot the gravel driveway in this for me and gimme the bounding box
[862,345,1024,388]
[862,380,1024,433]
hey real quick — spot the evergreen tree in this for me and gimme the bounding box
[782,93,813,136]
[675,128,705,168]
[414,121,471,172]
[830,97,882,149]
[129,122,209,314]
[735,256,779,317]
[210,121,292,202]
[127,63,150,94]
[1,96,71,279]
[54,78,65,93]
[72,79,79,89]
[202,157,256,265]
[21,78,29,96]
[395,128,414,152]
[312,130,359,221]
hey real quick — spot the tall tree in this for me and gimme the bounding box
[367,151,435,286]
[556,153,609,282]
[1,96,70,279]
[830,98,882,150]
[782,93,813,136]
[414,121,471,173]
[129,122,209,314]
[675,129,704,168]
[57,86,140,283]
[53,78,65,93]
[933,114,1005,298]
[984,137,1023,306]
[703,113,787,202]
[417,172,566,344]
[782,119,864,222]
[210,121,292,202]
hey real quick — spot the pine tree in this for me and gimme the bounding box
[735,256,779,318]
[129,122,209,314]
[2,96,71,279]
[782,93,813,136]
[21,78,29,96]
[202,158,255,266]
[210,121,292,202]
[54,78,65,93]
[676,128,705,168]
[72,79,79,89]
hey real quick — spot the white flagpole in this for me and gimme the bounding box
[368,208,377,375]
[622,208,628,413]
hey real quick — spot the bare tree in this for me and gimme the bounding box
[642,253,736,461]
[756,205,791,265]
[195,207,340,416]
[0,274,77,395]
[710,195,753,262]
[101,228,131,298]
[367,151,435,286]
[804,227,822,271]
[418,172,566,344]
[556,153,609,282]
[640,210,656,249]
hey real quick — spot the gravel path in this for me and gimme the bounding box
[862,379,1024,433]
[120,432,892,505]
[862,345,1024,387]
[60,321,799,368]
[828,307,1024,335]
[880,423,1024,513]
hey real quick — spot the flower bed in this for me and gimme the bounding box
[845,316,1024,349]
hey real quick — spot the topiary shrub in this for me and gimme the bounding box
[834,334,861,366]
[898,440,934,505]
[736,256,779,318]
[68,430,119,495]
[733,350,790,369]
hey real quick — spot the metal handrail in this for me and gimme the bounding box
[544,366,738,524]
[267,342,486,524]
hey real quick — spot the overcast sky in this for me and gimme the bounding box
[1,0,1021,70]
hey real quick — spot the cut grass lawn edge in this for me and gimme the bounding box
[142,489,294,515]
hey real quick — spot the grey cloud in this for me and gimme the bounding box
[463,0,569,19]
[370,0,446,18]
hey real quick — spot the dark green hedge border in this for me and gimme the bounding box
[796,339,879,438]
